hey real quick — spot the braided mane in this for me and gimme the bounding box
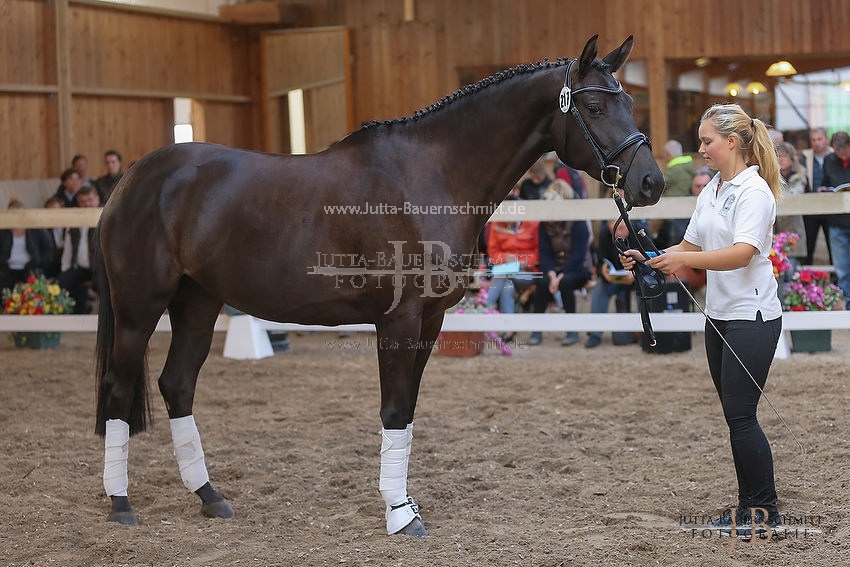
[357,57,612,131]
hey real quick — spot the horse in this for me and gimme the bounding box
[94,35,665,536]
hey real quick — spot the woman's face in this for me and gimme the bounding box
[777,149,792,174]
[698,120,736,173]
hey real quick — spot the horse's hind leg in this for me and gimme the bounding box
[157,277,233,519]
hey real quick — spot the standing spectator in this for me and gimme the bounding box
[801,127,833,265]
[58,185,101,314]
[527,180,592,346]
[662,139,696,197]
[71,154,95,188]
[0,198,54,291]
[95,149,124,203]
[819,131,850,300]
[518,159,552,200]
[775,143,808,276]
[689,167,713,197]
[54,168,82,207]
[622,104,784,534]
[654,140,697,249]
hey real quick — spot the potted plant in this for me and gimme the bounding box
[2,274,75,348]
[438,286,512,357]
[770,231,798,280]
[782,268,845,352]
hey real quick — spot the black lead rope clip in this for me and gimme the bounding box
[611,192,668,347]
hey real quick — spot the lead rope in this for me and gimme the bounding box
[611,190,806,465]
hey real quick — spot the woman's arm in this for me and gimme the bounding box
[646,242,756,274]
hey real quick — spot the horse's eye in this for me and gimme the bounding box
[587,104,602,115]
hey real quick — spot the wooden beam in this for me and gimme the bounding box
[71,86,250,103]
[0,84,59,95]
[55,0,73,169]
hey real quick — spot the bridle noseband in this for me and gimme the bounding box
[559,59,651,191]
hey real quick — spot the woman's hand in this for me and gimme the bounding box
[618,249,645,271]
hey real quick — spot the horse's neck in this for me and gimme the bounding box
[416,68,563,206]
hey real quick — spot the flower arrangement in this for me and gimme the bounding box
[782,269,845,312]
[445,285,512,355]
[2,274,75,315]
[770,231,798,278]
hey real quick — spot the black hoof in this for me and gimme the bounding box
[202,499,235,519]
[396,517,428,537]
[107,510,139,526]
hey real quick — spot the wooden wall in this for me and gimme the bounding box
[274,0,850,155]
[5,0,850,182]
[0,0,261,182]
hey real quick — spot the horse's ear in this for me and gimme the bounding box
[601,35,634,73]
[577,35,599,78]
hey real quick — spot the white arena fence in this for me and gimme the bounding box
[2,194,850,359]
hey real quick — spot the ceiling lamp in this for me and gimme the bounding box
[726,82,743,97]
[746,81,768,95]
[766,60,797,77]
[694,57,711,68]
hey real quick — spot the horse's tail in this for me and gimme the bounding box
[94,223,151,437]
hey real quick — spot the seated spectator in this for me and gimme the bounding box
[42,196,65,278]
[58,185,101,313]
[518,159,552,200]
[0,198,54,292]
[95,149,124,203]
[585,219,637,348]
[527,180,593,346]
[485,194,540,342]
[54,167,82,207]
[553,159,586,198]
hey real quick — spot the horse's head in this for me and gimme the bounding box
[553,35,664,207]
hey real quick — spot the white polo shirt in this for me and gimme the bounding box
[683,165,782,322]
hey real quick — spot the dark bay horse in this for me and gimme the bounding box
[94,35,664,535]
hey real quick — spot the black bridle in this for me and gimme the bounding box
[559,59,664,346]
[559,59,652,191]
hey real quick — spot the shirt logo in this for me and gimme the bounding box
[720,193,736,215]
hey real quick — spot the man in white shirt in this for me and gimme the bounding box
[58,185,101,313]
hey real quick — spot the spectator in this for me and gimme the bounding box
[485,194,540,342]
[0,198,54,292]
[54,168,82,207]
[71,154,95,188]
[95,149,124,203]
[518,159,552,200]
[58,185,101,314]
[553,159,586,198]
[775,143,808,276]
[819,131,850,300]
[527,180,592,346]
[662,139,696,197]
[584,218,637,348]
[801,127,833,265]
[663,167,715,250]
[42,196,65,278]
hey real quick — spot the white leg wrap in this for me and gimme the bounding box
[103,419,130,497]
[380,426,420,534]
[170,415,210,493]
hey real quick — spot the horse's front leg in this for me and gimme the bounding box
[375,315,430,537]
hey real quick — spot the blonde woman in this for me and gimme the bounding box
[622,104,783,535]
